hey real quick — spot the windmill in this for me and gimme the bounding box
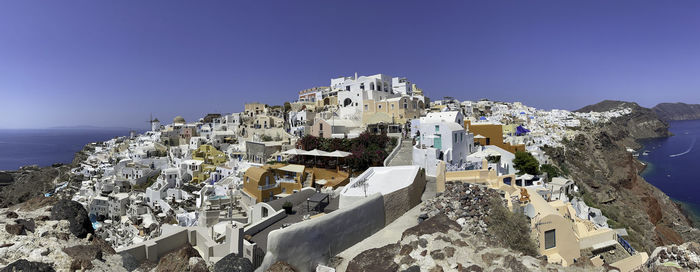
[146,113,160,131]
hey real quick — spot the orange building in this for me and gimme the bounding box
[464,120,525,154]
[242,163,350,203]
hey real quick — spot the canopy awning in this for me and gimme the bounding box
[282,148,308,155]
[305,149,330,156]
[326,150,352,158]
[518,173,535,180]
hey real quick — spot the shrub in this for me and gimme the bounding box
[486,198,539,256]
[539,164,561,182]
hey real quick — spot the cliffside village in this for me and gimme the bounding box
[53,74,648,271]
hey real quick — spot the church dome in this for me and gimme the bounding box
[173,116,186,124]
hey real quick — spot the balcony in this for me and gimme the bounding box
[258,183,277,191]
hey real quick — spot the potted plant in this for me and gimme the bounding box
[282,201,293,214]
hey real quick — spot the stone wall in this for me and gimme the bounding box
[256,193,386,272]
[382,170,426,224]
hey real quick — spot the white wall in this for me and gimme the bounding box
[256,193,386,272]
[413,146,440,177]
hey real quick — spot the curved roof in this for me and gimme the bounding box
[244,167,269,181]
[173,116,186,124]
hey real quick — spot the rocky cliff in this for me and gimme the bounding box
[652,102,700,121]
[547,100,700,253]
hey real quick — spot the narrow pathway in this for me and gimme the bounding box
[387,140,414,166]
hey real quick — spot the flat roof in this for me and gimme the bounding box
[277,164,305,173]
[341,166,419,197]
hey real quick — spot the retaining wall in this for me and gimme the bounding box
[256,193,386,272]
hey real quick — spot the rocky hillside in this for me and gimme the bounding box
[575,100,643,113]
[345,183,602,272]
[546,100,700,253]
[0,165,70,208]
[0,142,94,208]
[653,102,700,121]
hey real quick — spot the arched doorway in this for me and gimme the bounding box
[343,98,352,107]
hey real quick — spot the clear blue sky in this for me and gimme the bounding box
[1,0,699,129]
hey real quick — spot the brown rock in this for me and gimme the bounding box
[91,237,116,255]
[62,244,103,270]
[400,244,413,255]
[463,265,483,272]
[402,213,461,239]
[444,246,455,258]
[481,253,500,266]
[399,255,415,265]
[5,224,26,235]
[266,261,297,272]
[430,250,445,260]
[6,211,18,218]
[347,243,400,272]
[156,243,202,272]
[453,239,468,247]
[420,250,427,257]
[504,255,528,272]
[429,265,444,272]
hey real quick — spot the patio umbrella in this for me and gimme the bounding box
[305,149,330,166]
[282,148,309,155]
[326,150,352,170]
[282,148,308,163]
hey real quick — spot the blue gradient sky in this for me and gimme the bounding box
[1,0,699,129]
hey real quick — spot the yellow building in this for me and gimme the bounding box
[242,164,306,203]
[192,145,227,166]
[362,96,425,125]
[465,120,525,154]
[186,145,227,183]
[242,163,350,203]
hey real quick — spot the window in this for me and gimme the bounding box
[360,83,365,90]
[455,133,458,143]
[378,104,382,109]
[364,104,368,110]
[435,125,439,132]
[391,104,394,109]
[370,82,374,90]
[404,103,408,109]
[262,207,268,217]
[346,86,350,91]
[544,229,556,249]
[378,84,382,91]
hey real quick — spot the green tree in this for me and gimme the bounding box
[513,151,540,175]
[539,164,561,182]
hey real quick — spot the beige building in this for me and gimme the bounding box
[361,96,425,126]
[245,103,266,117]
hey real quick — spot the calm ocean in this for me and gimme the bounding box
[640,120,700,227]
[0,129,133,171]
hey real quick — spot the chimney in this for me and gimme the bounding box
[354,72,358,80]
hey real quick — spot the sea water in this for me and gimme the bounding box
[640,119,700,227]
[0,128,132,171]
